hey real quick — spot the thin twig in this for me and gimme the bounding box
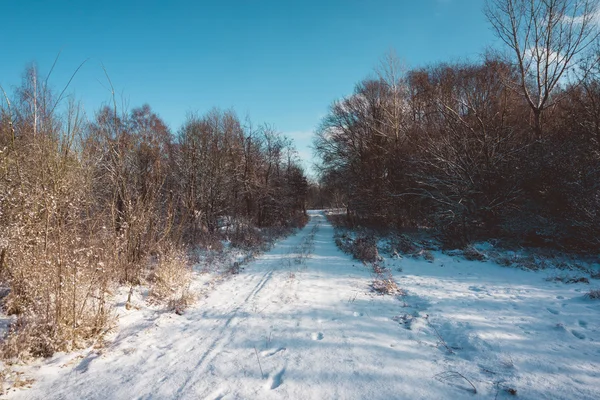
[44,49,62,89]
[254,345,265,379]
[49,58,89,117]
[435,371,477,394]
[425,315,455,354]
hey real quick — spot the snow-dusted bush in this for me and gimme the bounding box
[370,261,403,296]
[0,109,114,359]
[387,233,420,255]
[546,275,590,284]
[585,289,600,299]
[371,271,403,296]
[411,249,435,262]
[352,235,379,263]
[229,226,267,251]
[148,245,193,314]
[462,245,486,261]
[371,277,400,295]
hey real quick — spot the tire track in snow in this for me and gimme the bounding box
[173,268,275,398]
[172,221,317,398]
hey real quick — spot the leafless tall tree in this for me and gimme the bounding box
[485,0,600,136]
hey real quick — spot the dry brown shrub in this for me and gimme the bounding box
[370,261,403,296]
[371,272,403,296]
[147,245,194,313]
[0,129,115,360]
[352,235,379,263]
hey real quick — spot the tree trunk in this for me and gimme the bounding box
[533,108,543,139]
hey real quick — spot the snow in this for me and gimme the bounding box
[4,211,600,399]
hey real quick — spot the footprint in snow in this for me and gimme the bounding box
[571,330,586,340]
[311,332,324,341]
[206,387,229,400]
[578,320,588,328]
[74,352,100,373]
[268,368,286,390]
[263,347,286,357]
[547,307,560,315]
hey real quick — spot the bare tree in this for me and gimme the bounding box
[485,0,600,136]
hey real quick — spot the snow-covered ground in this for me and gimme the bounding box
[4,211,600,399]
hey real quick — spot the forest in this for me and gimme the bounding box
[314,0,600,251]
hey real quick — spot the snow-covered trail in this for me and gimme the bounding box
[16,211,432,399]
[9,211,600,399]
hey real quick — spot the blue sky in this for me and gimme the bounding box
[1,0,496,176]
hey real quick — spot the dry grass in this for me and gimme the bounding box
[434,371,477,394]
[371,275,402,295]
[370,262,403,296]
[147,245,194,314]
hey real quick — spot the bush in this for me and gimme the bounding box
[585,289,600,299]
[334,232,353,254]
[462,245,486,261]
[411,249,435,262]
[371,270,403,296]
[351,234,379,263]
[148,245,193,313]
[388,233,420,255]
[0,139,114,359]
[546,275,590,284]
[229,226,267,251]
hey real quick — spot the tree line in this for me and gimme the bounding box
[0,66,308,357]
[314,0,600,250]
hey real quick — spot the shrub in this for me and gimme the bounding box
[0,150,115,359]
[371,261,390,274]
[334,232,353,254]
[229,226,267,251]
[585,289,600,299]
[411,249,435,262]
[371,271,403,296]
[462,245,486,261]
[351,235,379,263]
[388,233,420,255]
[148,245,193,313]
[423,250,435,262]
[227,262,241,275]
